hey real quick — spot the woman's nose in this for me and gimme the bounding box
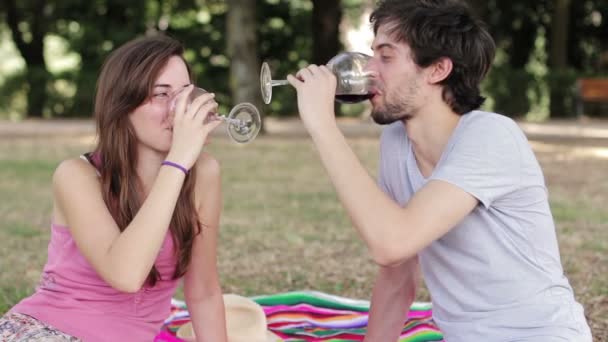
[165,99,177,123]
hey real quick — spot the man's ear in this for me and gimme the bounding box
[427,57,453,84]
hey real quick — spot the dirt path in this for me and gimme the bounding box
[2,117,608,144]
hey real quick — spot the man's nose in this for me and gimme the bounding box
[364,58,379,77]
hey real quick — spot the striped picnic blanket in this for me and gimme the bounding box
[154,291,443,342]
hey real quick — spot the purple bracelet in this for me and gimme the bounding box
[161,160,188,175]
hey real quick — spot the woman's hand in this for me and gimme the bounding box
[167,85,222,170]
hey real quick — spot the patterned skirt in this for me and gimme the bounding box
[0,312,81,341]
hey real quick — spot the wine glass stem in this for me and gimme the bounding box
[216,115,242,126]
[271,80,289,87]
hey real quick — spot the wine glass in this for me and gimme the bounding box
[171,87,261,144]
[260,52,376,104]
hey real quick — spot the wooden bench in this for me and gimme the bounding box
[576,78,608,116]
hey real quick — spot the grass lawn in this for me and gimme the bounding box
[0,132,606,340]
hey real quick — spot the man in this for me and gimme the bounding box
[286,0,593,341]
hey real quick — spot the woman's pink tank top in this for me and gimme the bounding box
[11,154,180,341]
[11,223,179,342]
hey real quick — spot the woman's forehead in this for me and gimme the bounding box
[155,56,190,86]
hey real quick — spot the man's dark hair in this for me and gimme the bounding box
[370,0,495,114]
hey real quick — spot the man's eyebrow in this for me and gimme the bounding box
[371,43,396,51]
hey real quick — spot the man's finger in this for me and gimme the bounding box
[297,67,314,81]
[308,64,322,76]
[320,65,334,77]
[287,74,302,90]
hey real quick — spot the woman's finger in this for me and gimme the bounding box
[202,118,223,135]
[188,93,216,118]
[174,85,194,121]
[192,101,219,125]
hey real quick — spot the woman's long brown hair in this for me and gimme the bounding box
[93,35,201,286]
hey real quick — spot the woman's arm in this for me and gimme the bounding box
[52,89,220,293]
[53,158,186,293]
[183,153,228,342]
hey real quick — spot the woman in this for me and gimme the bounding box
[0,35,228,341]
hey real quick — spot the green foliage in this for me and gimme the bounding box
[257,0,313,116]
[0,0,607,119]
[472,0,608,118]
[546,68,578,118]
[483,65,536,118]
[0,71,27,120]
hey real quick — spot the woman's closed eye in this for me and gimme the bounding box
[153,92,170,98]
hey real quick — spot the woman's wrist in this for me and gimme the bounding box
[161,160,189,175]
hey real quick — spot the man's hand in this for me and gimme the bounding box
[287,65,337,135]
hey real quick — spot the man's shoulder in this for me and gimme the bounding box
[462,110,521,134]
[462,110,516,127]
[458,110,527,147]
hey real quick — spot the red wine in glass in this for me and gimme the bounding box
[335,93,374,103]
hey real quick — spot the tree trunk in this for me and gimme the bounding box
[226,0,264,132]
[312,0,342,65]
[549,0,572,118]
[550,0,570,69]
[312,0,342,115]
[5,0,50,118]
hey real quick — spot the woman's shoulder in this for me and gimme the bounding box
[53,156,100,187]
[193,153,221,209]
[194,152,220,179]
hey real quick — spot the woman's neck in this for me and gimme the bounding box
[136,148,168,196]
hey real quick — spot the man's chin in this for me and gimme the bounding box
[371,111,397,125]
[371,110,411,125]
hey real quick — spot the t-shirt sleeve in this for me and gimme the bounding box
[377,127,394,199]
[430,117,523,208]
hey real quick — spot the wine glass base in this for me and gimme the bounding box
[260,62,273,104]
[227,102,261,144]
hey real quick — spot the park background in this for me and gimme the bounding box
[0,0,607,340]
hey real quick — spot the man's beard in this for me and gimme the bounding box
[371,83,418,125]
[371,100,413,125]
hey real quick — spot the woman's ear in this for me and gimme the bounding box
[427,57,453,84]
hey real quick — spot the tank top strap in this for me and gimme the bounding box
[80,152,101,177]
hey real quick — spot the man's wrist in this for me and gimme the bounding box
[308,118,340,143]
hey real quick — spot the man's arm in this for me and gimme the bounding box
[307,122,477,266]
[365,256,420,341]
[288,66,478,266]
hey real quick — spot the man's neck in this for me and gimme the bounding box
[404,102,461,175]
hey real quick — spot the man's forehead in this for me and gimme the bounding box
[371,35,400,51]
[371,24,402,50]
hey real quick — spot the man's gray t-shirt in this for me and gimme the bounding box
[377,111,591,341]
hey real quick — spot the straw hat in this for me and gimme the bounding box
[176,294,282,342]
